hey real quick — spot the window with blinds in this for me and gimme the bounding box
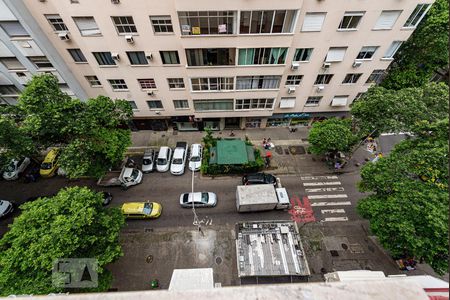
[238,48,287,65]
[236,75,281,90]
[301,13,326,32]
[73,17,101,36]
[325,47,347,62]
[0,21,29,37]
[373,11,401,30]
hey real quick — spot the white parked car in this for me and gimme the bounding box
[3,157,31,180]
[188,144,203,172]
[170,142,188,175]
[156,146,172,172]
[0,200,14,218]
[142,149,155,173]
[179,192,217,208]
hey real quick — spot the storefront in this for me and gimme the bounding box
[171,116,200,131]
[132,118,169,131]
[245,118,262,128]
[202,118,221,131]
[267,113,311,128]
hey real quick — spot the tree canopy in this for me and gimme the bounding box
[381,0,449,89]
[350,82,448,136]
[308,118,357,155]
[357,119,448,274]
[0,187,125,295]
[0,74,133,178]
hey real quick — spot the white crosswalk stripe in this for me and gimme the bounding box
[321,209,346,214]
[303,181,341,186]
[308,194,348,199]
[322,217,348,222]
[301,175,338,181]
[311,201,351,207]
[306,187,345,193]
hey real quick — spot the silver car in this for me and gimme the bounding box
[179,192,217,208]
[142,149,155,173]
[3,157,31,180]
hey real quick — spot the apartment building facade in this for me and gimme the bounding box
[0,0,433,130]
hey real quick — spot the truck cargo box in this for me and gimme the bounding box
[236,185,278,212]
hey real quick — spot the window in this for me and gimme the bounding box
[374,11,401,30]
[186,48,235,66]
[150,16,173,33]
[279,97,296,108]
[331,96,348,107]
[325,47,347,62]
[178,11,236,35]
[286,75,303,85]
[305,96,322,107]
[342,73,362,84]
[112,16,137,34]
[301,13,326,32]
[146,100,163,109]
[236,76,281,90]
[366,69,385,84]
[0,58,26,70]
[126,51,148,65]
[404,4,431,28]
[173,100,189,109]
[28,56,53,69]
[356,46,378,60]
[168,78,185,89]
[46,15,68,32]
[128,101,138,110]
[138,78,156,89]
[383,41,403,59]
[239,10,297,34]
[0,85,20,95]
[338,12,364,30]
[85,75,101,87]
[293,48,313,62]
[108,79,128,90]
[67,49,87,63]
[0,21,29,37]
[160,51,180,64]
[191,77,234,91]
[73,17,101,36]
[238,48,287,65]
[93,52,116,65]
[314,74,333,85]
[193,99,233,111]
[235,98,274,110]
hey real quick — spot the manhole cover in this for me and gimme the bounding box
[330,250,339,257]
[146,255,154,263]
[275,146,283,155]
[215,257,222,265]
[288,146,306,155]
[341,243,348,250]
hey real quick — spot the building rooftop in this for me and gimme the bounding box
[236,221,310,279]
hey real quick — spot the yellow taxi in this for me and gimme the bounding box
[121,202,162,219]
[40,148,60,177]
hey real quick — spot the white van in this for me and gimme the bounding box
[188,144,203,172]
[156,146,172,172]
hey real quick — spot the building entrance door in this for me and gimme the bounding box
[225,117,240,129]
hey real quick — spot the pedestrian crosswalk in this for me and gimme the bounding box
[301,175,350,222]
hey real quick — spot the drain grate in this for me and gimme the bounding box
[288,146,306,155]
[330,250,339,257]
[275,146,283,155]
[341,243,348,250]
[215,257,222,265]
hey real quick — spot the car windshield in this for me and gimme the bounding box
[157,158,167,165]
[131,169,139,179]
[200,192,209,204]
[190,156,200,162]
[5,161,16,172]
[143,158,152,165]
[143,202,153,215]
[41,162,53,170]
[173,158,182,164]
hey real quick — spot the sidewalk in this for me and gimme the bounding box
[129,127,373,175]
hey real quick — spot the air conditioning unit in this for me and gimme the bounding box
[111,0,120,3]
[316,85,325,93]
[111,53,120,61]
[125,35,134,44]
[288,87,296,94]
[155,111,161,115]
[145,52,153,60]
[353,60,362,68]
[291,62,300,70]
[147,91,154,96]
[322,62,331,69]
[58,32,70,41]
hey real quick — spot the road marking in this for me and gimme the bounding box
[303,181,341,186]
[311,201,351,207]
[321,209,346,214]
[308,194,348,199]
[322,217,349,222]
[305,187,345,193]
[301,176,338,181]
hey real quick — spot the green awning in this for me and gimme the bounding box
[210,139,254,165]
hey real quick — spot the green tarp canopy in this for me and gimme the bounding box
[209,139,255,165]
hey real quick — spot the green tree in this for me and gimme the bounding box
[308,118,357,155]
[0,187,125,295]
[381,0,449,89]
[351,82,448,136]
[357,119,449,274]
[0,115,35,168]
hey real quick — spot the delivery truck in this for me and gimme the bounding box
[236,184,291,212]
